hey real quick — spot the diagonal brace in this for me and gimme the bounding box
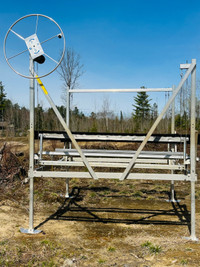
[36,75,98,180]
[120,60,196,180]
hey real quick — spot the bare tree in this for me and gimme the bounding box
[97,97,114,132]
[57,48,84,124]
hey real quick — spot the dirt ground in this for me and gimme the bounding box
[0,138,200,266]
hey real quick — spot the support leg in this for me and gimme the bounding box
[167,144,180,202]
[183,59,198,241]
[168,180,176,202]
[20,176,41,234]
[64,178,74,198]
[65,178,70,198]
[190,181,198,241]
[29,176,34,231]
[167,180,180,203]
[183,181,198,241]
[168,85,180,203]
[20,58,41,234]
[167,182,180,202]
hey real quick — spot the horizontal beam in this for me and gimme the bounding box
[69,88,172,93]
[33,171,193,181]
[73,157,169,164]
[40,133,188,143]
[42,149,186,160]
[38,160,185,170]
[34,155,168,164]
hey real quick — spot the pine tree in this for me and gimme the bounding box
[132,86,151,132]
[0,82,7,122]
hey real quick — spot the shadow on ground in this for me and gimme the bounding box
[36,186,191,233]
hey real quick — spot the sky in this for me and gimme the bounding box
[0,0,200,117]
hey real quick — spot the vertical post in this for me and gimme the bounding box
[65,179,70,198]
[65,86,70,197]
[171,85,175,135]
[190,59,198,241]
[39,133,43,161]
[29,58,35,232]
[169,85,176,202]
[20,59,41,234]
[66,86,70,127]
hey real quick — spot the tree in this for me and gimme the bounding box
[70,106,85,131]
[0,82,7,122]
[132,87,151,132]
[120,110,124,132]
[151,102,158,120]
[57,48,84,123]
[90,112,98,132]
[35,104,44,131]
[97,97,114,132]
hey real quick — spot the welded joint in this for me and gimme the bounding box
[187,174,197,181]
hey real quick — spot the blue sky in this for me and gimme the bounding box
[0,0,200,116]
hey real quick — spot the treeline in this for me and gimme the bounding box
[1,101,199,137]
[1,82,200,136]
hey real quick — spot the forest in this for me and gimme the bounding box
[0,79,200,137]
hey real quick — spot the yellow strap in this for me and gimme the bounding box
[36,75,48,95]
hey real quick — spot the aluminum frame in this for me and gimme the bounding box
[24,59,198,241]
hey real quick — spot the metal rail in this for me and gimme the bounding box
[37,132,189,143]
[69,88,172,93]
[38,160,185,170]
[33,171,192,181]
[41,149,186,160]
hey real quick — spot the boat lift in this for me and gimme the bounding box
[4,14,199,241]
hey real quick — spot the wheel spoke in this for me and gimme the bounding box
[41,33,62,45]
[10,29,25,40]
[35,15,39,34]
[8,48,29,60]
[44,53,59,64]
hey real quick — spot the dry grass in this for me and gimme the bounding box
[0,138,200,266]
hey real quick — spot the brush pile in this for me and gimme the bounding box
[0,143,26,186]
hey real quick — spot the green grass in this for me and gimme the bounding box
[141,241,152,248]
[41,261,55,267]
[133,191,143,198]
[0,240,8,246]
[149,244,162,254]
[41,239,58,250]
[141,241,162,254]
[89,192,96,198]
[185,248,193,251]
[108,246,116,252]
[180,259,188,265]
[98,259,106,264]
